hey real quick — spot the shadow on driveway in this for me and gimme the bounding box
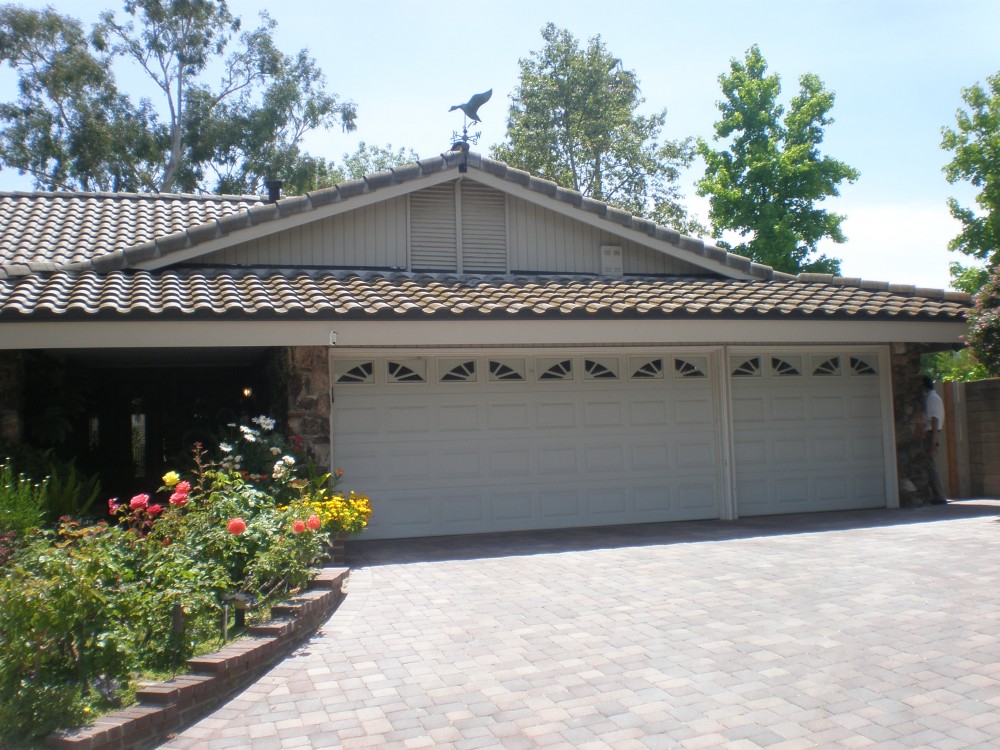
[347,499,1000,567]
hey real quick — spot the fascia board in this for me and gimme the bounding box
[0,318,967,350]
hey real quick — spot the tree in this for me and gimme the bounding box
[0,1,357,194]
[966,264,1000,377]
[491,23,700,234]
[941,72,1000,292]
[697,45,859,275]
[0,6,160,191]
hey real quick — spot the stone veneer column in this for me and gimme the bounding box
[890,343,933,506]
[284,346,331,469]
[0,351,24,446]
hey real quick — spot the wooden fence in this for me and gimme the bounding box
[942,379,1000,499]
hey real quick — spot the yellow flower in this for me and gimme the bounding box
[162,470,181,487]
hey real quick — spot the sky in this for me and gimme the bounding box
[0,0,996,291]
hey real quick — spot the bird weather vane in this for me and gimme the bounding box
[449,89,492,170]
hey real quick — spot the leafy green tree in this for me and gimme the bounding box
[492,23,700,233]
[0,6,160,191]
[338,141,419,180]
[0,1,357,194]
[966,264,1000,377]
[941,72,1000,292]
[697,45,859,274]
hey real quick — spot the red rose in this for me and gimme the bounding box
[292,520,306,534]
[307,514,322,531]
[227,518,247,535]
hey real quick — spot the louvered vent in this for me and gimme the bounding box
[461,181,507,273]
[410,183,457,271]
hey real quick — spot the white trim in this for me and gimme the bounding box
[716,346,738,520]
[0,318,967,350]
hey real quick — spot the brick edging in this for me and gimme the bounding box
[45,567,350,750]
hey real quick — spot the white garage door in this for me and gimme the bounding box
[332,352,723,539]
[731,351,888,516]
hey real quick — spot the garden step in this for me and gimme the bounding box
[248,618,295,638]
[309,566,349,591]
[136,674,218,706]
[270,588,329,618]
[185,636,276,676]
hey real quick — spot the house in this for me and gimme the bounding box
[0,152,970,539]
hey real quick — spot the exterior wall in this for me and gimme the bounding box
[0,350,23,444]
[191,180,706,277]
[507,195,703,275]
[890,343,936,506]
[285,347,332,468]
[196,196,409,268]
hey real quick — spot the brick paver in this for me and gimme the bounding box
[161,502,1000,749]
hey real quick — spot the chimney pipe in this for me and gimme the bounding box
[265,179,283,203]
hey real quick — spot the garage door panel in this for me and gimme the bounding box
[492,492,533,522]
[771,396,807,421]
[631,399,668,424]
[537,402,576,428]
[676,439,716,468]
[583,400,624,427]
[812,396,846,419]
[677,482,719,511]
[588,487,628,516]
[489,403,529,429]
[733,397,766,422]
[439,450,483,479]
[438,404,480,431]
[675,397,713,423]
[849,395,882,418]
[539,489,581,519]
[735,438,767,463]
[632,442,670,471]
[814,437,847,461]
[585,444,626,471]
[490,448,531,475]
[773,438,808,462]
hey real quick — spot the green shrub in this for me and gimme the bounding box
[0,460,46,537]
[0,522,138,743]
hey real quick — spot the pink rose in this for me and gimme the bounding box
[129,494,149,510]
[227,518,247,535]
[174,480,191,494]
[169,491,189,507]
[292,520,306,534]
[147,504,164,516]
[108,498,119,515]
[307,514,322,531]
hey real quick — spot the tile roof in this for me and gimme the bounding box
[0,270,969,322]
[0,190,260,268]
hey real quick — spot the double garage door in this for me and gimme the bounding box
[332,349,889,539]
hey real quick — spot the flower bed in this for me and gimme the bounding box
[0,416,371,746]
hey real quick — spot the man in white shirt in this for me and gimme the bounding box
[923,375,947,504]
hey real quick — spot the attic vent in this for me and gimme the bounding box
[410,183,457,271]
[461,181,507,273]
[601,245,623,276]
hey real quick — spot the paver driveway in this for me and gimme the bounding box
[163,502,1000,749]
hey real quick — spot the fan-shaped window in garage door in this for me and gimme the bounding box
[538,359,573,381]
[812,356,841,376]
[584,358,618,380]
[387,360,426,383]
[850,356,877,376]
[630,357,663,379]
[440,360,477,382]
[731,356,761,377]
[489,359,525,381]
[335,361,375,384]
[674,357,707,378]
[771,356,802,377]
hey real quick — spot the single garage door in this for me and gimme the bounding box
[332,352,723,539]
[731,350,888,516]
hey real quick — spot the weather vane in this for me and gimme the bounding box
[449,88,492,172]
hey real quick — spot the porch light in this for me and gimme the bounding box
[242,387,253,398]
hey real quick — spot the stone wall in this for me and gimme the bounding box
[0,350,24,445]
[284,346,331,468]
[890,343,936,506]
